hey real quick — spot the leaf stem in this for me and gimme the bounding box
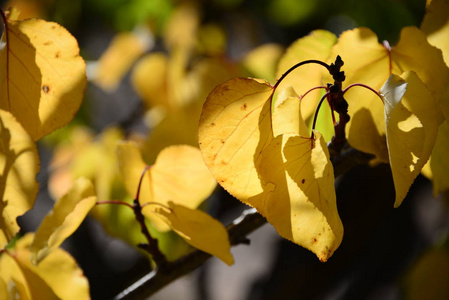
[273,60,330,91]
[343,83,384,104]
[133,166,167,269]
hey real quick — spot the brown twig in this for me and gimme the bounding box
[113,146,373,300]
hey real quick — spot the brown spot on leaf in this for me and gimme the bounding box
[55,51,60,58]
[312,238,318,244]
[44,41,53,46]
[42,85,50,93]
[241,103,247,110]
[221,140,225,144]
[301,179,305,184]
[211,122,215,126]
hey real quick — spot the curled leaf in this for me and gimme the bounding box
[30,177,96,264]
[0,109,39,248]
[331,27,449,160]
[0,16,86,141]
[381,72,439,207]
[153,201,233,265]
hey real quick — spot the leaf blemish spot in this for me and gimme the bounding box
[301,179,305,184]
[42,85,50,93]
[44,41,53,46]
[241,103,247,110]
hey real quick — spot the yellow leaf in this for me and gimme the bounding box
[421,0,449,66]
[260,131,343,262]
[29,177,96,264]
[381,72,439,207]
[152,201,234,265]
[131,52,171,110]
[331,27,449,161]
[0,233,90,300]
[116,142,216,231]
[0,109,39,248]
[149,145,217,209]
[93,29,153,91]
[404,248,449,300]
[163,2,199,50]
[243,43,284,83]
[271,87,309,138]
[0,17,86,141]
[199,78,274,213]
[276,30,337,121]
[422,121,449,195]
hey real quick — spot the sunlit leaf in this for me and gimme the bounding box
[0,16,86,141]
[421,0,449,65]
[199,78,274,213]
[153,201,234,265]
[381,72,439,207]
[30,177,96,264]
[0,109,39,249]
[0,233,90,300]
[331,27,449,161]
[117,142,216,231]
[276,30,337,121]
[148,145,217,208]
[262,132,343,262]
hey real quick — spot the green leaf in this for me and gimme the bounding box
[30,177,96,264]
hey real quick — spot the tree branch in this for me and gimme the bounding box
[113,147,373,300]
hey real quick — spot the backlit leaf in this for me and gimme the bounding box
[243,43,284,83]
[381,72,439,207]
[421,0,449,65]
[116,142,216,231]
[0,233,90,300]
[199,78,275,213]
[30,177,96,264]
[153,201,233,265]
[276,30,337,121]
[0,109,39,248]
[331,27,449,161]
[0,16,86,141]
